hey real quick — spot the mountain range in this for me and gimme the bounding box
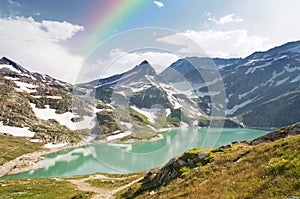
[0,40,299,145]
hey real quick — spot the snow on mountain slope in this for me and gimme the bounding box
[30,103,100,131]
[0,122,35,137]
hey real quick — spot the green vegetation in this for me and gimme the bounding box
[0,134,42,165]
[0,178,93,199]
[198,116,208,126]
[96,110,120,134]
[86,175,142,190]
[129,108,149,125]
[165,117,180,127]
[116,134,300,198]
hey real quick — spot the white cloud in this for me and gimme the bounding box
[153,1,164,8]
[41,20,84,41]
[157,29,272,58]
[78,48,179,82]
[0,17,84,83]
[208,13,243,25]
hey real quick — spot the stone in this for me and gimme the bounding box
[197,152,209,159]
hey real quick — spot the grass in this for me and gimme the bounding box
[85,174,143,190]
[116,134,300,198]
[0,178,94,199]
[0,134,42,165]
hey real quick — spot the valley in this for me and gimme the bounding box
[0,40,299,198]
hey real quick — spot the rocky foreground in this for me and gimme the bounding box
[116,123,300,198]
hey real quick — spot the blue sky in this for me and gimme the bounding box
[0,0,299,82]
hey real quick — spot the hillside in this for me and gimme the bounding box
[0,123,299,199]
[116,123,300,198]
[0,57,101,146]
[161,41,300,128]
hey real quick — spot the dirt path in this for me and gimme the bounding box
[67,174,143,199]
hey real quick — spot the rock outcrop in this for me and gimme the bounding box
[250,122,300,145]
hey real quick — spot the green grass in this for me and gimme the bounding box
[0,134,42,165]
[129,108,150,125]
[0,178,94,199]
[86,175,142,190]
[116,134,300,198]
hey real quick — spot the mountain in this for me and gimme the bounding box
[0,57,100,146]
[161,41,300,128]
[223,41,300,127]
[75,60,204,136]
[1,40,299,145]
[0,57,72,91]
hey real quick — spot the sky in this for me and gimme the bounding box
[0,0,300,83]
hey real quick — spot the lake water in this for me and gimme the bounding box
[3,128,269,179]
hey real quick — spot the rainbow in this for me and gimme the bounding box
[82,0,148,55]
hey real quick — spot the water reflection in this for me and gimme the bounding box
[2,128,269,179]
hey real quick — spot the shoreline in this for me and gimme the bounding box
[0,141,87,177]
[0,132,166,177]
[119,133,164,143]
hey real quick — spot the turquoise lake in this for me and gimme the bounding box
[3,128,269,179]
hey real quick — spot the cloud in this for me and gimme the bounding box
[78,48,179,82]
[0,17,84,83]
[41,20,84,41]
[208,13,243,25]
[157,29,272,58]
[153,1,164,8]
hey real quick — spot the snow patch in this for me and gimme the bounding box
[291,75,300,83]
[30,103,99,130]
[245,63,270,75]
[275,77,289,86]
[0,64,21,73]
[238,86,258,100]
[4,76,19,81]
[120,121,133,129]
[14,81,38,93]
[225,97,257,115]
[44,143,67,149]
[46,96,63,99]
[0,121,35,137]
[272,70,285,79]
[284,65,300,73]
[130,106,156,123]
[166,108,171,117]
[106,131,132,141]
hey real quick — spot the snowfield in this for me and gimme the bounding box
[0,64,21,74]
[106,131,133,141]
[0,121,35,137]
[14,81,38,93]
[30,103,100,131]
[130,106,156,123]
[44,143,68,149]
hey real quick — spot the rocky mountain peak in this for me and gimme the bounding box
[139,60,150,65]
[131,60,156,76]
[0,56,28,73]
